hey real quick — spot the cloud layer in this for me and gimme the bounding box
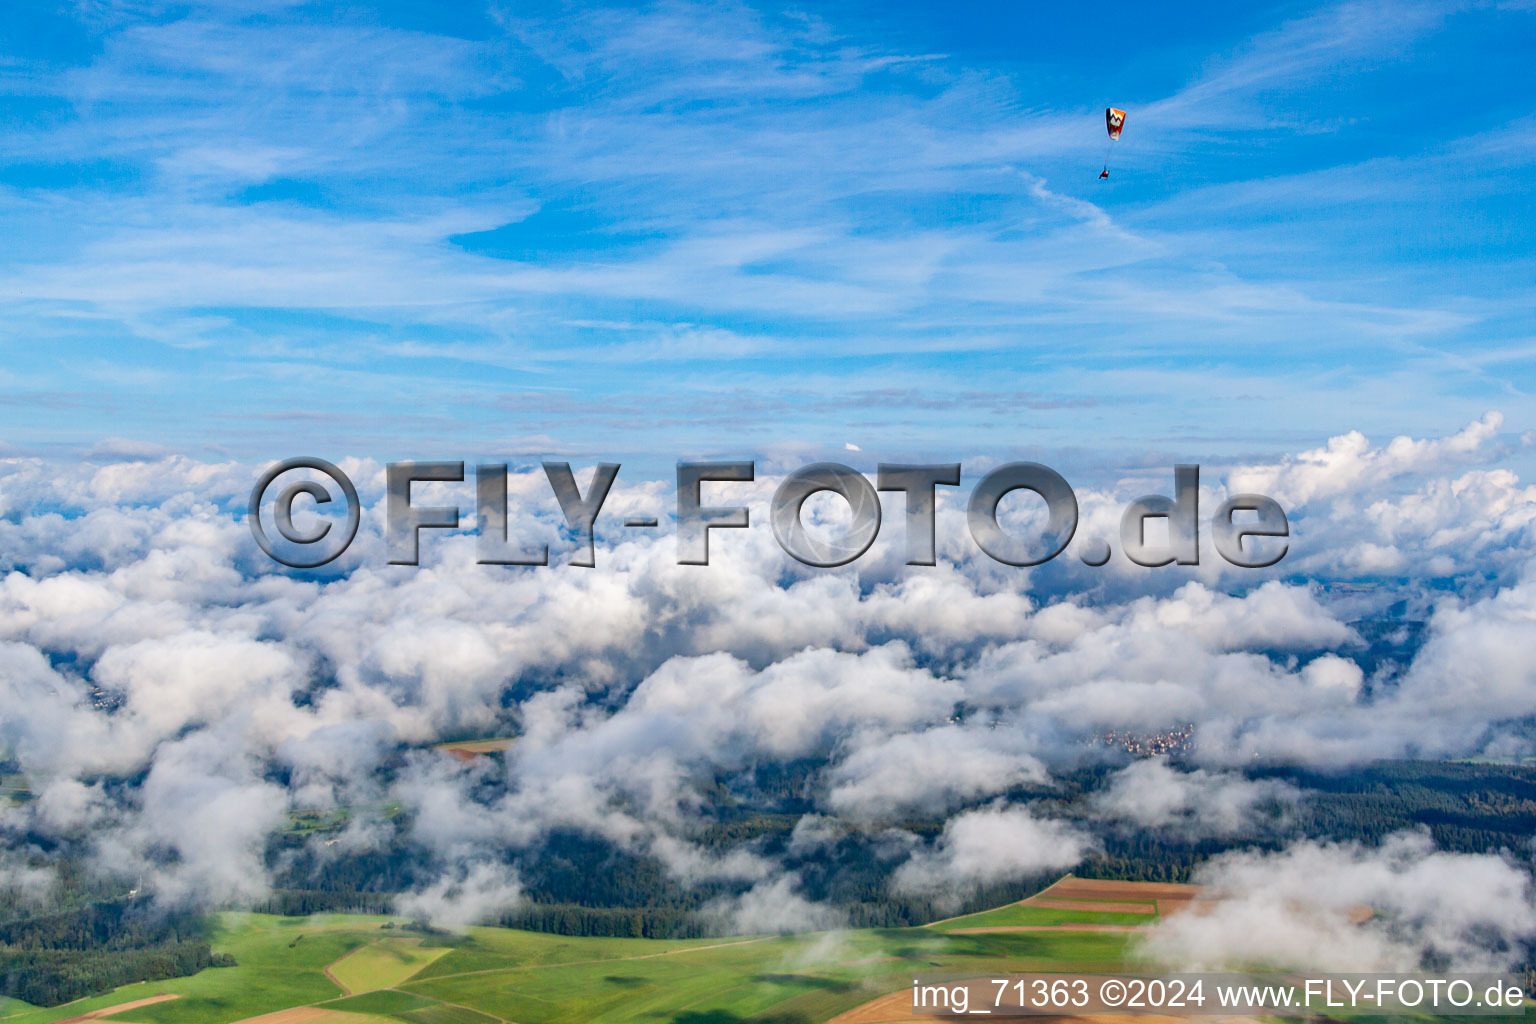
[0,416,1532,949]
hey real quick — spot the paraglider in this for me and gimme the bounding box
[1101,107,1125,179]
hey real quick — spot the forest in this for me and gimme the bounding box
[0,900,231,1006]
[3,757,1534,1005]
[236,757,1536,939]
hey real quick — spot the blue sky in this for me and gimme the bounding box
[0,0,1532,477]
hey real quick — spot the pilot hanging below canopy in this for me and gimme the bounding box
[1101,107,1125,179]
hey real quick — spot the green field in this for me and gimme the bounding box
[402,927,1129,1024]
[0,903,1139,1024]
[329,938,453,994]
[328,990,500,1023]
[928,901,1155,931]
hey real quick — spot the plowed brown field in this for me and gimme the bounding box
[1028,876,1203,917]
[829,990,1260,1024]
[55,994,179,1023]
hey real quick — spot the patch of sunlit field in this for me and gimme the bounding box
[327,938,452,994]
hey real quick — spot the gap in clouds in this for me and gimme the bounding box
[0,416,1532,955]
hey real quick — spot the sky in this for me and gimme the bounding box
[0,0,1533,475]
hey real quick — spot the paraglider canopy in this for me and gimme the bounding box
[1105,107,1126,140]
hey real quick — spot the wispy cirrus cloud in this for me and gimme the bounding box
[0,1,1531,461]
